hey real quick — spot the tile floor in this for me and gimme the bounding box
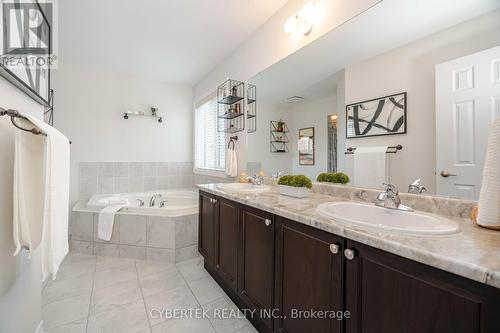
[42,253,258,333]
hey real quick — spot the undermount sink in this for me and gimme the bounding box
[316,202,460,235]
[217,183,271,194]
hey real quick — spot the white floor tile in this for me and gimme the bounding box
[90,279,143,315]
[93,264,138,290]
[45,317,87,333]
[87,300,150,333]
[202,297,248,333]
[96,256,136,271]
[144,285,200,326]
[43,272,94,304]
[42,293,91,329]
[176,257,210,283]
[188,276,225,305]
[151,318,215,333]
[135,260,177,279]
[140,269,187,297]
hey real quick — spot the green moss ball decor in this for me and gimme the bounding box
[316,172,350,184]
[278,175,313,189]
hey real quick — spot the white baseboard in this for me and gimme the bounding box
[34,320,44,333]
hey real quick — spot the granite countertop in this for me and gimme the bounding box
[198,183,500,290]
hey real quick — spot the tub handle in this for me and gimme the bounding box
[136,199,145,207]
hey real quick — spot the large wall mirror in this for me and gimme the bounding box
[247,6,500,200]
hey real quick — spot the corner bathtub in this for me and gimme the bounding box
[86,189,198,216]
[71,189,200,263]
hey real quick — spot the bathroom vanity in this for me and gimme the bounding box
[198,186,500,333]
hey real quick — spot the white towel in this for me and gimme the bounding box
[353,146,388,189]
[17,114,70,281]
[13,122,46,256]
[225,147,238,177]
[98,205,125,241]
[477,118,500,228]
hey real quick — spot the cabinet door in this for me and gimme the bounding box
[275,216,344,333]
[239,205,274,331]
[215,197,239,289]
[198,192,216,264]
[345,239,500,333]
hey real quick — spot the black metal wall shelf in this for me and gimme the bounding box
[247,84,256,133]
[270,120,289,153]
[217,79,245,133]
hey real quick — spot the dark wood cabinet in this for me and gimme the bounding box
[215,197,239,289]
[199,192,500,333]
[198,192,216,264]
[275,216,344,333]
[344,239,500,333]
[239,205,275,332]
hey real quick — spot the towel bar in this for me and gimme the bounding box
[0,107,72,144]
[345,145,402,154]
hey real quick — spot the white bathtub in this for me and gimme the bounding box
[87,189,198,216]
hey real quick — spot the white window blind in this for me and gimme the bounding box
[195,93,225,172]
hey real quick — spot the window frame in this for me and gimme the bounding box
[193,90,227,178]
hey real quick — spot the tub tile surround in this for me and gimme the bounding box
[198,183,500,290]
[70,210,199,263]
[79,161,232,199]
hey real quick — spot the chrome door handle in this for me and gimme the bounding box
[329,244,340,255]
[440,171,457,178]
[344,249,356,260]
[264,219,272,227]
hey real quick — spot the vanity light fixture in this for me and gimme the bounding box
[284,1,315,36]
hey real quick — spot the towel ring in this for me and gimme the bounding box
[227,135,238,150]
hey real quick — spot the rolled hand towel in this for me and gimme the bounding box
[477,118,500,229]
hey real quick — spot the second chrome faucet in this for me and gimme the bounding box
[375,183,413,212]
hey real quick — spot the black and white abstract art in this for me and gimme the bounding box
[346,92,407,139]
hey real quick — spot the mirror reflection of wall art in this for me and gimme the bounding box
[298,127,315,165]
[346,92,407,139]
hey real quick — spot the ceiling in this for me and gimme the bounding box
[58,0,288,84]
[250,0,500,106]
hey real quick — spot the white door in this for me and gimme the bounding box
[436,45,500,200]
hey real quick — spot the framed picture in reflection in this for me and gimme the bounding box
[346,92,407,139]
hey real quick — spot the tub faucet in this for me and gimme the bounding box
[375,183,413,212]
[408,178,427,194]
[136,199,145,207]
[149,194,162,207]
[159,200,168,208]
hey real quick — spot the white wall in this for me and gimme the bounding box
[193,0,380,173]
[247,102,293,175]
[290,95,337,179]
[344,10,500,192]
[52,62,193,206]
[0,78,43,333]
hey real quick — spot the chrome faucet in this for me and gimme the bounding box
[375,183,413,212]
[245,174,262,185]
[149,194,162,207]
[408,178,427,194]
[159,200,168,208]
[272,171,285,181]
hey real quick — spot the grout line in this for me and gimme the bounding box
[85,255,98,333]
[175,261,219,333]
[135,260,153,333]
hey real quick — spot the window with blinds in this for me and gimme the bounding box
[195,93,225,172]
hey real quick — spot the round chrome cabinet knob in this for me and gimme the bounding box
[264,219,272,227]
[344,249,356,260]
[329,244,340,254]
